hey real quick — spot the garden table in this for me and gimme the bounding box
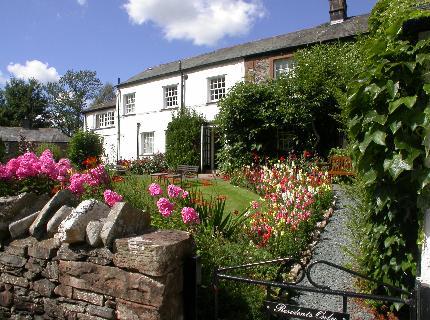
[150,172,168,183]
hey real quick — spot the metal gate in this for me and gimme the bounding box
[213,258,416,320]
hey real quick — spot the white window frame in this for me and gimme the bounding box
[163,85,178,108]
[95,111,115,129]
[207,75,226,102]
[141,131,154,155]
[124,93,135,115]
[274,58,296,79]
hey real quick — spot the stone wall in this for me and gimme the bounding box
[0,192,195,319]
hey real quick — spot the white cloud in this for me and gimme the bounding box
[123,0,265,46]
[0,71,6,86]
[77,0,87,6]
[7,60,60,84]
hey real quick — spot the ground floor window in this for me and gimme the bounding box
[278,131,296,152]
[141,132,154,154]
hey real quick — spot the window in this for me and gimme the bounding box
[208,76,226,102]
[274,58,296,79]
[141,132,154,154]
[96,111,114,128]
[164,85,178,108]
[278,132,296,152]
[124,93,135,114]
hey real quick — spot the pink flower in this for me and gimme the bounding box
[104,189,123,207]
[167,184,182,198]
[181,207,200,224]
[182,190,189,199]
[251,200,259,209]
[157,197,174,217]
[148,183,163,196]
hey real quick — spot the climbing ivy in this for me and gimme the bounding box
[346,0,430,308]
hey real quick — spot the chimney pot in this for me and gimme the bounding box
[329,0,347,24]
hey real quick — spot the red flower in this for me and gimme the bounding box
[303,150,312,159]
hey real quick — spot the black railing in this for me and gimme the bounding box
[213,258,416,320]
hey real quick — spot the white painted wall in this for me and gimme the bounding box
[84,110,117,164]
[420,209,430,285]
[115,59,245,161]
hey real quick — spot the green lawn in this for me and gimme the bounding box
[185,178,259,214]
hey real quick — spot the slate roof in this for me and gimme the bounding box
[119,14,369,88]
[0,127,70,143]
[82,99,116,114]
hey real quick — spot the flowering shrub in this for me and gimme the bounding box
[120,153,168,175]
[103,189,123,207]
[148,183,163,196]
[181,207,200,224]
[0,150,124,208]
[243,158,332,252]
[0,150,72,195]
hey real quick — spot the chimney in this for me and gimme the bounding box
[329,0,347,24]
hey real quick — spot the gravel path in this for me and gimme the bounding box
[289,184,374,320]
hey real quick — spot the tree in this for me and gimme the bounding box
[46,70,102,136]
[165,108,206,169]
[92,83,116,106]
[0,78,50,128]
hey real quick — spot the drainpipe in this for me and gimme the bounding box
[116,77,121,163]
[179,61,188,112]
[136,123,141,160]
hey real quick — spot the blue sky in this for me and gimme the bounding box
[0,0,377,87]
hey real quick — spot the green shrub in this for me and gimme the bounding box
[68,131,104,169]
[345,0,430,312]
[0,137,5,163]
[165,108,206,169]
[35,143,64,161]
[129,153,168,174]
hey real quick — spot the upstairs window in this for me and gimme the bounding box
[124,93,135,114]
[208,75,226,102]
[96,111,115,128]
[164,85,178,108]
[274,58,296,79]
[141,132,154,155]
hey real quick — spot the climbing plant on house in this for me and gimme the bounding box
[345,0,430,310]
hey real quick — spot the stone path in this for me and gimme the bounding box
[290,184,374,320]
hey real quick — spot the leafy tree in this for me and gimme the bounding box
[345,0,430,313]
[0,78,50,128]
[92,83,116,106]
[68,130,104,169]
[165,108,206,169]
[47,70,102,136]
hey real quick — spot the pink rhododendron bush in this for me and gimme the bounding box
[0,150,124,208]
[242,158,332,255]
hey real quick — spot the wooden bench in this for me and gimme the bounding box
[114,165,127,175]
[328,156,355,177]
[177,165,199,179]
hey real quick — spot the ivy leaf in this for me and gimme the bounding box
[386,80,399,99]
[389,121,402,134]
[363,169,377,185]
[372,130,387,146]
[365,83,383,100]
[363,110,387,126]
[416,53,430,65]
[384,154,412,180]
[424,84,430,95]
[388,96,417,113]
[359,130,386,153]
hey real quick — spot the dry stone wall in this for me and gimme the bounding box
[0,193,195,320]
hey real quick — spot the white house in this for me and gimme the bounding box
[83,0,368,171]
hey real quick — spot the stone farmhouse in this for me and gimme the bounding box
[83,0,368,171]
